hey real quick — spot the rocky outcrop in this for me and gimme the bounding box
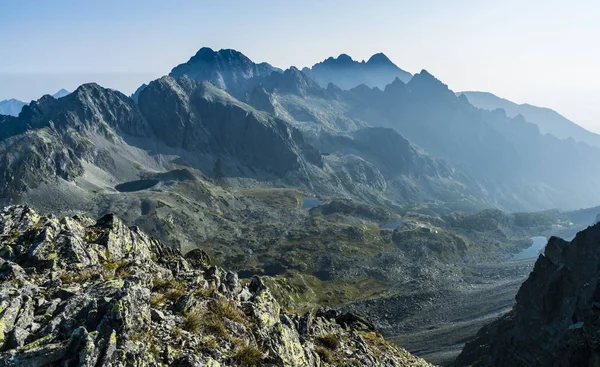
[0,205,433,366]
[455,223,600,367]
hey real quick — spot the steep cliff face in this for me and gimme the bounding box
[138,76,323,176]
[0,205,433,367]
[455,223,600,367]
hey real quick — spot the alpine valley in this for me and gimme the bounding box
[2,47,600,367]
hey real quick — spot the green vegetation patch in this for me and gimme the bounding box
[238,188,303,208]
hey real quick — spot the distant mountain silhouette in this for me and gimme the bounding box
[344,71,600,210]
[459,91,600,147]
[302,53,412,90]
[52,88,70,98]
[0,98,26,116]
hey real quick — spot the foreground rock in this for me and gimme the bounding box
[0,206,432,367]
[455,223,600,366]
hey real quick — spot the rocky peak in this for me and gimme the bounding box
[188,47,255,68]
[455,223,600,366]
[366,52,395,67]
[0,205,433,366]
[261,67,323,97]
[384,77,407,94]
[52,83,147,136]
[408,70,444,87]
[189,46,219,61]
[18,94,59,123]
[407,70,455,102]
[305,52,412,89]
[170,47,281,97]
[321,54,355,67]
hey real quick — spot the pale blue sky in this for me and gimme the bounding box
[1,0,599,131]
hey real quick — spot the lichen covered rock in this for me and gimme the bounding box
[0,205,433,366]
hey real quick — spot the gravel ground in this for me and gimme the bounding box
[390,258,537,366]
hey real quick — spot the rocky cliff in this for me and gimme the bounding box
[455,223,600,366]
[138,76,323,176]
[0,205,432,366]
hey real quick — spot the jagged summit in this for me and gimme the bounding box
[0,205,433,367]
[304,52,412,90]
[383,77,407,94]
[190,46,218,60]
[72,82,105,94]
[409,69,441,84]
[187,47,251,64]
[407,70,451,95]
[170,47,281,97]
[0,89,69,117]
[366,52,395,66]
[261,66,323,97]
[320,53,356,66]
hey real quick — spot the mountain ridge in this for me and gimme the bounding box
[302,52,412,90]
[0,89,71,117]
[459,90,600,147]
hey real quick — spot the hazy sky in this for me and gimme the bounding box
[1,0,599,132]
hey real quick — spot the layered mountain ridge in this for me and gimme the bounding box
[4,46,600,212]
[302,53,412,90]
[460,91,600,148]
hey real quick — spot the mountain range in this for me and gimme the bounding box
[302,53,412,90]
[459,91,600,147]
[2,48,600,215]
[2,46,600,366]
